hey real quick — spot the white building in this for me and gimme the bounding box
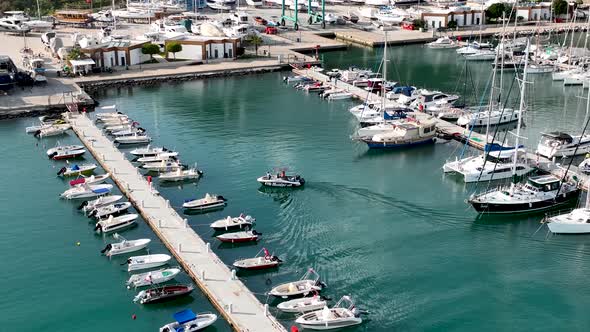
[164,35,240,61]
[421,6,485,29]
[516,3,552,21]
[80,39,149,68]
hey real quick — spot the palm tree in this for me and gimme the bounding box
[247,35,263,56]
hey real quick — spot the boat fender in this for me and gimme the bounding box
[77,200,89,210]
[100,243,112,254]
[57,167,67,176]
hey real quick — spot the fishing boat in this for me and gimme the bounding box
[57,164,97,177]
[159,167,203,182]
[69,173,110,186]
[133,284,194,304]
[159,309,218,332]
[127,267,181,288]
[136,152,179,163]
[269,269,325,298]
[78,195,123,213]
[360,120,437,149]
[257,170,305,187]
[130,146,171,157]
[277,295,328,313]
[210,214,255,231]
[142,160,183,172]
[115,133,151,145]
[295,296,363,330]
[100,233,151,257]
[536,132,590,158]
[60,183,113,200]
[427,37,458,49]
[216,230,261,243]
[182,193,227,211]
[46,144,85,159]
[126,253,172,272]
[233,248,282,270]
[88,202,132,219]
[94,214,139,234]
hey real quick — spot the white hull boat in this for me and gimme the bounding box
[61,184,113,200]
[183,193,227,211]
[159,310,217,332]
[159,168,202,182]
[547,208,590,234]
[277,296,327,313]
[136,152,179,163]
[257,171,305,187]
[295,296,363,330]
[327,92,353,100]
[95,214,139,234]
[456,109,520,127]
[34,125,71,138]
[127,267,181,288]
[142,160,183,172]
[115,134,151,145]
[536,132,590,158]
[427,37,458,49]
[130,146,171,157]
[210,214,255,231]
[127,253,172,272]
[463,50,496,61]
[111,127,146,137]
[101,234,151,257]
[443,149,533,183]
[269,269,324,298]
[89,202,132,219]
[46,144,84,158]
[79,195,123,213]
[69,174,111,187]
[57,164,97,177]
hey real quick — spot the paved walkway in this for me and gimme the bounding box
[68,113,286,332]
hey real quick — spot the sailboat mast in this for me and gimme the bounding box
[510,39,530,194]
[382,31,387,112]
[36,0,41,20]
[568,14,578,66]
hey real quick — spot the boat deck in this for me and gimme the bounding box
[68,113,286,332]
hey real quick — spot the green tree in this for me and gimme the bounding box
[553,0,568,16]
[412,19,426,30]
[447,20,457,29]
[67,48,81,60]
[141,43,160,61]
[486,3,506,21]
[166,42,182,60]
[246,35,263,56]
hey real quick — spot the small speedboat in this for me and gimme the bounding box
[142,160,183,172]
[269,269,325,298]
[97,115,129,124]
[216,230,261,243]
[136,152,179,163]
[100,233,151,257]
[295,296,363,330]
[115,133,151,145]
[233,248,282,270]
[60,184,113,200]
[104,124,131,133]
[159,168,202,182]
[130,146,171,157]
[127,267,181,288]
[182,193,227,211]
[95,107,123,120]
[210,214,255,231]
[126,253,172,272]
[133,284,194,304]
[46,144,85,159]
[159,309,218,332]
[277,295,328,313]
[69,173,111,186]
[94,214,139,234]
[78,195,123,213]
[257,170,305,187]
[88,202,132,219]
[111,127,146,137]
[57,164,97,177]
[34,125,71,138]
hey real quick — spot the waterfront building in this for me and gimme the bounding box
[420,6,484,29]
[79,38,149,68]
[516,3,551,21]
[164,35,240,61]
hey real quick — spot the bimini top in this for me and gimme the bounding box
[542,132,573,143]
[173,309,196,324]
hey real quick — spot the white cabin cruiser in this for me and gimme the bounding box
[456,109,520,127]
[361,120,437,149]
[94,214,139,234]
[159,310,217,332]
[443,149,532,183]
[127,267,181,288]
[78,195,123,213]
[547,205,590,234]
[126,253,172,272]
[295,296,363,330]
[536,132,590,158]
[0,17,31,33]
[210,214,255,231]
[101,233,151,257]
[269,269,325,298]
[277,295,328,313]
[257,170,305,187]
[182,193,227,211]
[427,37,458,49]
[115,133,151,144]
[60,184,113,200]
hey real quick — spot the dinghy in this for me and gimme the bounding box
[295,296,363,330]
[133,284,194,304]
[210,214,255,231]
[126,253,172,272]
[159,309,218,332]
[130,146,171,157]
[127,267,181,288]
[182,193,227,211]
[257,170,305,187]
[136,152,179,163]
[89,202,132,219]
[216,230,261,243]
[115,133,151,145]
[78,195,123,213]
[277,295,328,313]
[46,144,85,159]
[60,184,113,200]
[159,167,202,182]
[269,269,325,298]
[94,214,139,234]
[57,164,97,177]
[69,173,110,186]
[142,160,183,172]
[101,233,151,257]
[233,248,282,270]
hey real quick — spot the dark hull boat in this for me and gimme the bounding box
[134,284,194,304]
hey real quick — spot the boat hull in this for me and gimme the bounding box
[470,191,580,214]
[364,137,434,149]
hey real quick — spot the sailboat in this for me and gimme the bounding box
[468,40,581,214]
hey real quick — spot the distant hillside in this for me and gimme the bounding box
[0,0,123,17]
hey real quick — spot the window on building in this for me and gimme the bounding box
[228,48,233,58]
[120,57,125,66]
[431,21,435,28]
[214,49,219,58]
[476,17,480,25]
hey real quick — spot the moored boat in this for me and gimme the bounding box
[126,253,172,272]
[277,295,328,313]
[269,269,325,298]
[159,309,218,332]
[115,133,151,145]
[94,214,139,234]
[210,214,255,231]
[130,145,171,157]
[182,193,227,211]
[536,132,590,158]
[233,248,282,270]
[46,144,85,159]
[216,230,260,243]
[159,167,203,182]
[133,284,194,304]
[127,267,181,288]
[101,233,151,257]
[136,152,179,163]
[142,160,183,172]
[57,164,97,177]
[78,195,123,213]
[295,296,363,330]
[69,173,110,187]
[88,202,132,219]
[60,183,113,200]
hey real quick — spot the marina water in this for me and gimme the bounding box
[3,43,590,331]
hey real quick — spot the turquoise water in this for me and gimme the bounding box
[3,43,590,331]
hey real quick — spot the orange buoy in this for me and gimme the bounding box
[290,326,299,332]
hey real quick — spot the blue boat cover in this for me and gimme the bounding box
[391,86,414,97]
[173,309,196,324]
[384,110,407,120]
[93,188,110,194]
[72,165,80,171]
[484,143,524,152]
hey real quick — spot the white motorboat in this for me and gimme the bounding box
[57,164,97,177]
[127,267,181,288]
[78,195,123,213]
[95,214,139,234]
[443,149,533,183]
[409,90,459,110]
[295,296,363,330]
[463,50,497,61]
[130,146,171,157]
[210,214,255,231]
[142,160,183,172]
[553,68,582,81]
[456,41,493,55]
[95,107,124,120]
[536,132,590,158]
[427,37,458,49]
[257,170,305,187]
[136,152,179,163]
[563,73,587,86]
[245,0,263,6]
[101,233,151,257]
[374,12,404,25]
[33,125,71,138]
[0,17,31,33]
[60,184,113,200]
[111,127,146,137]
[126,253,172,272]
[96,113,127,123]
[159,168,202,182]
[269,269,325,298]
[68,173,110,187]
[526,63,554,74]
[233,248,282,270]
[182,193,227,211]
[580,158,590,174]
[101,119,131,127]
[361,120,437,149]
[104,124,132,133]
[547,199,590,234]
[115,133,151,145]
[216,230,261,243]
[159,310,218,332]
[277,295,327,313]
[327,92,353,100]
[88,202,132,219]
[456,109,520,127]
[46,144,86,160]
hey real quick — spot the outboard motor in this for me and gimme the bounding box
[100,243,112,254]
[271,256,283,263]
[197,170,204,176]
[137,127,146,133]
[93,223,102,232]
[33,130,41,138]
[251,230,262,236]
[77,200,89,210]
[48,151,58,159]
[57,167,67,176]
[218,195,227,202]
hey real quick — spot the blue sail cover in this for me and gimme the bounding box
[173,309,197,324]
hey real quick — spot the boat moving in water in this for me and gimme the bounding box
[257,170,305,187]
[127,267,181,288]
[269,268,325,298]
[126,254,172,272]
[233,248,282,270]
[277,295,328,313]
[101,233,151,257]
[133,284,194,304]
[182,193,227,211]
[159,309,218,332]
[295,296,363,330]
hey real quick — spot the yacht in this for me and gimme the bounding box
[456,109,520,127]
[295,296,363,330]
[0,17,31,33]
[443,148,533,183]
[536,132,590,158]
[360,120,437,149]
[546,184,590,234]
[427,37,459,49]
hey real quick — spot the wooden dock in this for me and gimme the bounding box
[67,112,287,332]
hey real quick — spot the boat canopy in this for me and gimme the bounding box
[543,132,573,143]
[484,143,524,152]
[93,187,110,194]
[173,309,197,324]
[391,86,414,96]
